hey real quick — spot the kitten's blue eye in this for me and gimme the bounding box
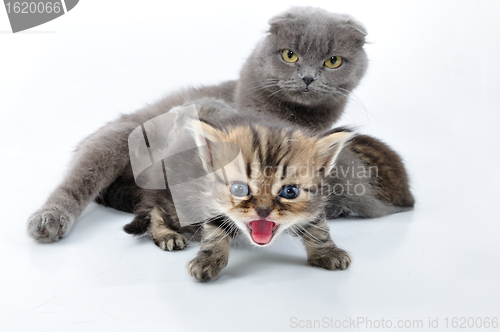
[279,185,299,199]
[230,183,249,197]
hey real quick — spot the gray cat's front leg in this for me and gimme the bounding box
[27,121,134,243]
[187,223,231,281]
[299,216,351,270]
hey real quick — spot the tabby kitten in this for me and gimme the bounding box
[124,101,353,281]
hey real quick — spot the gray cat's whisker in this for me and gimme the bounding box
[265,88,285,102]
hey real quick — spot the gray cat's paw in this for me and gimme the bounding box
[153,232,188,251]
[308,247,351,270]
[27,209,73,243]
[187,250,229,281]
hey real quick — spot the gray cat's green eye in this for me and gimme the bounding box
[282,49,299,63]
[230,182,249,197]
[325,56,343,69]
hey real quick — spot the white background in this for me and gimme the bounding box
[1,0,499,331]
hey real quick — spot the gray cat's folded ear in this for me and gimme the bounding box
[341,15,368,37]
[268,7,367,44]
[268,11,296,34]
[268,6,312,34]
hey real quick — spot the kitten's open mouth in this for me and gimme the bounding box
[247,220,279,245]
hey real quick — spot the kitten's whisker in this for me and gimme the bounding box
[283,227,307,252]
[299,227,325,243]
[202,217,239,246]
[202,218,232,243]
[305,222,329,231]
[211,224,236,246]
[288,224,325,248]
[182,214,228,245]
[288,222,329,247]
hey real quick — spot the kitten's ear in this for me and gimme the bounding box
[315,130,353,175]
[190,120,226,171]
[196,121,226,144]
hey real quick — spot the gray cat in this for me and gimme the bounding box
[27,7,413,243]
[236,7,367,129]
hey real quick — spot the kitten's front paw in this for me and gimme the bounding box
[27,208,73,243]
[153,232,188,251]
[187,250,228,281]
[308,247,351,270]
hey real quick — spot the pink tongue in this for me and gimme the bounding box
[249,220,275,244]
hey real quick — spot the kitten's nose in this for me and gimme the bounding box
[256,207,272,219]
[303,76,315,86]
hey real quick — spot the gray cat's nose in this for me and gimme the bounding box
[303,76,315,86]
